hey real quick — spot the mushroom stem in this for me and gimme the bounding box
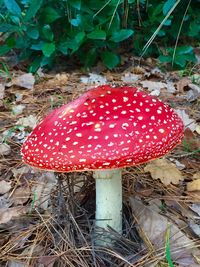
[93,169,122,238]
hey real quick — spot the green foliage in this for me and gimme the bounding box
[0,0,199,71]
[159,46,197,68]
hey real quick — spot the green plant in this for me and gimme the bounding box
[0,0,199,71]
[0,62,12,79]
[159,46,197,69]
[0,0,134,71]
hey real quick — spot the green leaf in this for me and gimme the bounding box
[10,15,20,24]
[29,56,43,73]
[87,30,106,40]
[0,23,18,32]
[158,55,172,63]
[188,21,200,37]
[83,48,97,69]
[70,14,81,27]
[27,28,39,39]
[163,0,176,16]
[31,41,44,51]
[24,0,43,21]
[41,7,61,23]
[68,0,81,10]
[174,55,186,68]
[176,46,193,55]
[0,45,11,56]
[110,29,134,42]
[4,0,21,16]
[42,42,55,57]
[42,25,54,41]
[101,51,119,69]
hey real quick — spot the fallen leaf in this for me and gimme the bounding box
[194,172,200,180]
[187,179,200,192]
[0,195,12,209]
[129,198,200,267]
[12,73,35,89]
[191,74,200,85]
[196,125,200,135]
[12,104,26,115]
[182,128,200,151]
[121,73,141,83]
[80,73,107,85]
[0,143,11,155]
[176,77,190,92]
[11,186,31,205]
[0,180,12,194]
[140,80,175,95]
[12,166,30,178]
[0,206,27,224]
[144,158,183,185]
[32,172,57,210]
[176,109,197,131]
[16,115,37,129]
[169,158,186,170]
[0,84,5,99]
[8,260,26,267]
[189,221,200,237]
[140,80,166,95]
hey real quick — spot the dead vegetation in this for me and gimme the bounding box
[0,59,200,266]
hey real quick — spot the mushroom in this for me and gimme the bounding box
[21,85,184,242]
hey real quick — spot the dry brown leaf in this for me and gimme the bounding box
[144,158,183,185]
[129,198,200,267]
[0,180,11,194]
[11,186,31,205]
[12,73,35,89]
[175,109,197,132]
[187,179,200,192]
[121,73,141,83]
[193,172,200,180]
[0,143,11,155]
[32,172,56,210]
[0,84,5,99]
[0,206,27,224]
[196,125,200,135]
[176,77,190,92]
[80,73,107,85]
[16,115,37,129]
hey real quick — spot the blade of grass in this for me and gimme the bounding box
[165,224,174,267]
[140,0,181,59]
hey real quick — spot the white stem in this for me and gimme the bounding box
[93,169,122,234]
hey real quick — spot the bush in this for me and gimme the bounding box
[0,0,199,71]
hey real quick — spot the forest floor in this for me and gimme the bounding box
[0,56,200,267]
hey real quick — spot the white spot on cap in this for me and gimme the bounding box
[108,142,114,147]
[122,123,129,129]
[138,116,143,120]
[79,159,86,162]
[109,123,116,128]
[76,133,82,137]
[159,129,165,133]
[123,97,129,102]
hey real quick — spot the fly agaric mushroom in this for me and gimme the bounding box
[21,85,184,239]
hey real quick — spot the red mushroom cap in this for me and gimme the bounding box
[21,85,184,172]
